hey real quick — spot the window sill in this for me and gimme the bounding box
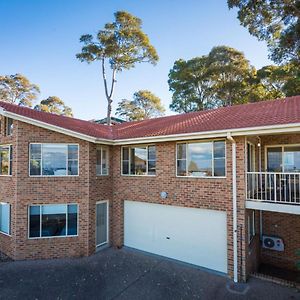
[28,235,78,240]
[0,231,11,237]
[121,174,156,177]
[176,175,226,179]
[29,175,79,178]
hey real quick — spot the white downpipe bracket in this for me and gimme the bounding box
[227,132,238,283]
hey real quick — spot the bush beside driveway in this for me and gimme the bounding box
[0,248,299,300]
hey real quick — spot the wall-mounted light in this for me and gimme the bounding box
[160,191,168,199]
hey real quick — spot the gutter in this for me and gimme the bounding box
[227,132,238,283]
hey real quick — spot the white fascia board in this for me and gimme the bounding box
[0,110,113,145]
[113,123,300,145]
[246,200,300,215]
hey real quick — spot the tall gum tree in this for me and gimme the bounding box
[76,11,159,125]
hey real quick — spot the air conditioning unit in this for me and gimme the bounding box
[262,235,284,251]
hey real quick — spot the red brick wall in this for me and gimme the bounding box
[111,137,247,280]
[0,120,113,260]
[261,211,300,271]
[0,116,16,258]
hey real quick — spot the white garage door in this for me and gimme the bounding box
[124,201,227,273]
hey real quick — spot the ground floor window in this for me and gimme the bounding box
[248,211,255,244]
[0,202,10,235]
[29,204,78,238]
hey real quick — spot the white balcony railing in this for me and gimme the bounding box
[247,172,300,205]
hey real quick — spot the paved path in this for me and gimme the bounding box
[0,248,299,299]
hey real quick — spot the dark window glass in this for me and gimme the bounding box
[29,204,78,238]
[30,144,42,176]
[214,158,226,176]
[132,147,147,175]
[177,160,186,176]
[67,204,78,235]
[41,204,67,237]
[6,118,13,136]
[214,141,225,158]
[68,160,78,175]
[267,147,282,172]
[42,144,67,176]
[177,144,186,160]
[29,206,40,238]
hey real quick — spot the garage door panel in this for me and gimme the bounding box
[124,201,227,273]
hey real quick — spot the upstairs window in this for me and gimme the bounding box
[177,140,226,177]
[5,118,13,136]
[122,145,156,176]
[0,145,12,176]
[29,144,79,176]
[0,202,10,235]
[96,146,109,175]
[267,145,300,172]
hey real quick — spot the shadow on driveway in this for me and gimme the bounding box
[0,248,299,299]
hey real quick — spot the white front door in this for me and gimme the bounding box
[96,201,109,247]
[124,201,228,273]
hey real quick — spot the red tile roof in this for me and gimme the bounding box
[1,96,300,141]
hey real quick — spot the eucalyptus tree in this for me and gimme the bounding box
[76,11,159,125]
[0,74,40,107]
[34,96,73,117]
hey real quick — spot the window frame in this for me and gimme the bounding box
[96,146,109,176]
[265,144,300,172]
[29,143,80,177]
[0,144,12,177]
[176,139,227,178]
[0,202,11,236]
[248,210,256,244]
[121,144,156,176]
[28,203,79,239]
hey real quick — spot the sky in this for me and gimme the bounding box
[0,0,273,120]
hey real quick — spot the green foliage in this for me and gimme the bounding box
[34,96,73,117]
[76,11,159,125]
[0,74,40,107]
[116,90,165,121]
[169,45,300,113]
[168,57,215,113]
[228,0,300,64]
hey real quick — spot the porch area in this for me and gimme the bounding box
[245,133,300,285]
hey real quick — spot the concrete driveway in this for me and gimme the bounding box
[0,248,299,300]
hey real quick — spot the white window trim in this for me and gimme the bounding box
[0,144,12,177]
[248,210,255,244]
[265,143,300,172]
[29,143,80,177]
[96,146,109,176]
[96,200,109,247]
[176,139,227,178]
[0,202,11,236]
[28,203,79,239]
[121,145,156,177]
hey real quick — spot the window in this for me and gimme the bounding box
[248,211,255,244]
[29,144,79,176]
[267,145,300,172]
[0,145,12,176]
[5,118,13,136]
[29,204,78,238]
[0,202,10,235]
[96,146,108,175]
[122,145,156,175]
[177,141,226,177]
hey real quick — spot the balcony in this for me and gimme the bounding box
[246,172,300,214]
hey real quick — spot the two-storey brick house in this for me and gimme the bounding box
[0,96,299,283]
